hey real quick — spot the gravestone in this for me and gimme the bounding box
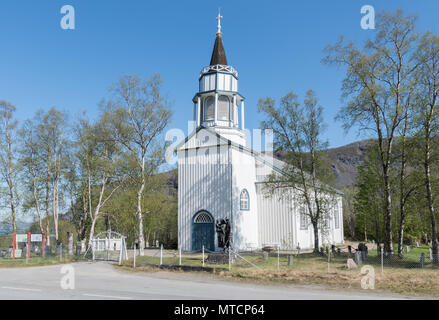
[207,252,242,265]
[361,250,367,262]
[288,255,293,266]
[262,251,269,261]
[354,251,362,265]
[206,252,229,265]
[347,258,357,269]
[406,246,410,253]
[357,243,368,262]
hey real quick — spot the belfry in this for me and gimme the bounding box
[192,12,246,145]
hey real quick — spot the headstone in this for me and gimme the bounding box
[357,243,368,262]
[406,246,410,253]
[354,251,362,265]
[361,250,367,262]
[262,252,269,261]
[420,252,425,268]
[416,241,419,247]
[207,252,241,265]
[288,255,293,266]
[347,258,357,269]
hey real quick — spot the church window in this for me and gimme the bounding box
[204,96,215,121]
[217,95,230,121]
[240,189,249,210]
[300,206,308,230]
[334,204,340,229]
[194,211,213,223]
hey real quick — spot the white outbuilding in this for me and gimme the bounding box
[177,15,344,252]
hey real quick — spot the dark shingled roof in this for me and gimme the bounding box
[209,34,228,66]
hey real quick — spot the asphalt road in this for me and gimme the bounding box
[0,262,418,300]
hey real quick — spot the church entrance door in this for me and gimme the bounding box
[192,211,215,251]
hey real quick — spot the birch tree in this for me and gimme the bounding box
[324,10,419,254]
[36,108,67,243]
[76,114,122,244]
[258,90,337,252]
[0,101,19,234]
[19,119,45,234]
[413,32,439,261]
[104,74,172,255]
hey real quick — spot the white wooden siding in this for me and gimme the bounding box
[178,144,232,251]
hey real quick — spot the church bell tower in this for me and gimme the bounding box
[192,12,246,146]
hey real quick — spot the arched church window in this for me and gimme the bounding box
[217,96,230,121]
[194,211,213,223]
[204,96,215,121]
[240,189,250,210]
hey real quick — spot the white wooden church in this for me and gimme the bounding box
[177,14,344,252]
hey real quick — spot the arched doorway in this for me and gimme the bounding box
[192,211,215,251]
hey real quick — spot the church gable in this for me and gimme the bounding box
[177,127,229,151]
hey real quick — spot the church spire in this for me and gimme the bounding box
[209,11,228,66]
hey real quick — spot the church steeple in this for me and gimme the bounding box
[210,11,228,66]
[192,12,246,146]
[210,34,228,66]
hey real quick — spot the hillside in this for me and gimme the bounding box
[326,139,372,189]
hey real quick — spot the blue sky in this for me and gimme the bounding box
[1,0,439,149]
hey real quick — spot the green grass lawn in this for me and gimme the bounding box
[0,255,76,268]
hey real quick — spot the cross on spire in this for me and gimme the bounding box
[216,10,223,35]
